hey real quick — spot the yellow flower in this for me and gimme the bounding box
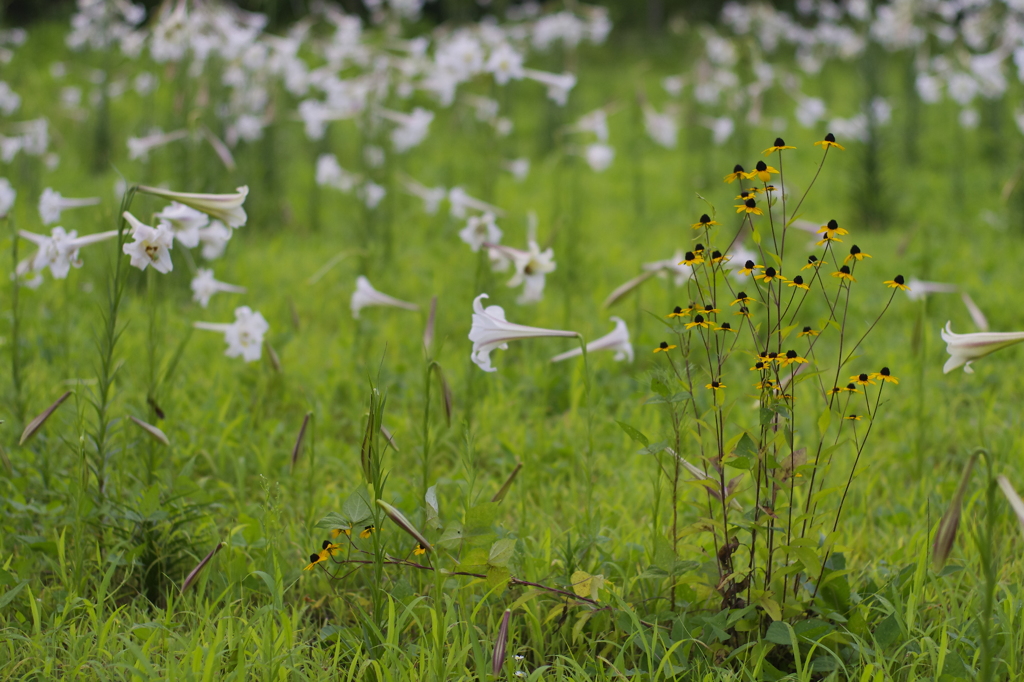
[735,198,763,215]
[850,373,875,387]
[666,305,690,318]
[787,276,810,290]
[699,304,721,315]
[828,386,843,395]
[723,164,746,183]
[751,361,767,372]
[653,341,676,353]
[303,552,325,571]
[816,219,848,240]
[738,260,762,276]
[744,160,779,183]
[731,292,755,306]
[777,350,808,367]
[413,543,427,556]
[832,266,856,282]
[679,251,704,266]
[303,542,340,571]
[715,322,737,333]
[735,306,752,318]
[705,381,726,391]
[844,244,872,263]
[884,275,909,291]
[842,383,861,393]
[710,250,730,264]
[802,256,826,270]
[756,379,775,390]
[814,133,845,150]
[870,367,899,384]
[360,525,376,539]
[330,528,352,538]
[691,213,718,229]
[798,326,819,337]
[763,137,796,155]
[845,414,862,421]
[754,266,784,283]
[685,314,712,330]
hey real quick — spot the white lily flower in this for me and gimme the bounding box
[904,278,958,302]
[38,188,100,225]
[584,143,614,172]
[127,128,188,161]
[379,107,434,152]
[194,306,269,363]
[643,251,692,287]
[0,177,15,217]
[350,275,419,319]
[401,176,446,215]
[504,158,529,181]
[940,321,1024,374]
[448,187,503,219]
[551,317,633,363]
[122,211,174,274]
[469,293,578,372]
[17,226,118,279]
[504,241,557,305]
[458,213,502,253]
[486,43,525,85]
[360,181,386,209]
[522,68,576,106]
[197,220,233,260]
[137,185,249,228]
[190,268,247,308]
[155,201,210,248]
[316,154,360,192]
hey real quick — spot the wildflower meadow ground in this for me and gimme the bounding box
[4,1,1024,680]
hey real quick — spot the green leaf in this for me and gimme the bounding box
[650,377,671,397]
[616,421,649,447]
[425,485,440,529]
[0,582,26,611]
[486,565,510,590]
[437,521,463,549]
[464,502,499,533]
[817,407,832,436]
[315,512,351,531]
[488,538,516,568]
[342,492,372,524]
[874,614,901,648]
[639,440,669,456]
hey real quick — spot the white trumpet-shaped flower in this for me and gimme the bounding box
[38,188,100,225]
[401,176,446,215]
[122,211,174,274]
[522,69,577,106]
[469,293,577,372]
[0,177,15,217]
[155,201,209,248]
[550,317,633,363]
[351,275,419,319]
[190,268,247,308]
[197,220,233,260]
[137,185,249,228]
[458,213,502,252]
[17,227,118,279]
[448,186,503,219]
[504,241,557,305]
[194,306,269,363]
[127,128,188,161]
[941,321,1024,374]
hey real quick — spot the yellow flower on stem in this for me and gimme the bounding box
[884,275,910,291]
[844,244,872,263]
[754,266,784,283]
[330,527,352,538]
[832,266,856,282]
[653,341,676,353]
[828,386,843,395]
[751,361,767,372]
[666,305,690,318]
[802,255,826,270]
[413,543,427,556]
[845,414,862,421]
[731,292,755,306]
[744,160,779,182]
[724,164,746,183]
[763,137,796,155]
[870,367,899,384]
[756,379,775,390]
[735,198,763,215]
[710,250,730,264]
[735,306,752,318]
[705,381,726,391]
[700,304,720,315]
[360,525,376,539]
[798,326,819,337]
[715,322,737,333]
[691,213,718,229]
[850,373,875,387]
[303,552,326,571]
[685,314,713,330]
[738,260,762,275]
[679,251,704,266]
[777,350,808,367]
[816,219,848,240]
[814,133,845,151]
[787,276,810,290]
[842,383,861,393]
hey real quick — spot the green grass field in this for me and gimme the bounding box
[4,12,1024,681]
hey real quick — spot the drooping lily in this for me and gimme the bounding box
[194,306,269,363]
[16,227,118,279]
[350,275,419,319]
[190,268,247,308]
[137,185,249,228]
[469,293,577,372]
[38,187,100,225]
[940,321,1024,374]
[550,317,633,363]
[155,201,210,248]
